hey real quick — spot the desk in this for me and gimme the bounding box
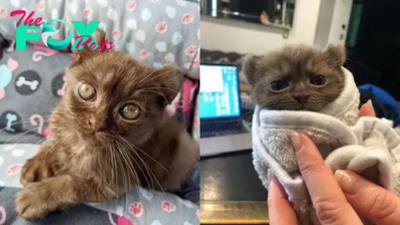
[200,151,269,224]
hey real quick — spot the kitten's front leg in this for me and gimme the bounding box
[15,174,116,220]
[20,142,56,186]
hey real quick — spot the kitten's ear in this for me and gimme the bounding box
[156,64,183,106]
[241,54,261,86]
[75,29,106,63]
[325,44,346,66]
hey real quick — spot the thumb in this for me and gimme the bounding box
[335,170,400,225]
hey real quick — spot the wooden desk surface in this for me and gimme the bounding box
[200,152,269,224]
[200,201,269,224]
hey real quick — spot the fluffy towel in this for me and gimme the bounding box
[252,68,400,225]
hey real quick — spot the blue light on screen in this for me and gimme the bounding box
[200,65,241,119]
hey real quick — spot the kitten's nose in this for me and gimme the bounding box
[93,123,106,132]
[293,94,310,104]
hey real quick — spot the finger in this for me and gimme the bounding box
[359,100,376,117]
[335,170,400,225]
[268,174,298,225]
[291,132,363,225]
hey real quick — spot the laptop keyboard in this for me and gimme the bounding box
[200,121,243,138]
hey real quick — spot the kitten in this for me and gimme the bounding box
[15,30,199,220]
[242,44,346,111]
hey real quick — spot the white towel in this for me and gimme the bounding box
[252,68,400,224]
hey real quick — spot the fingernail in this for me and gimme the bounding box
[267,171,273,186]
[335,170,357,195]
[367,99,373,107]
[290,132,302,151]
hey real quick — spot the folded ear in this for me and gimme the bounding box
[155,64,183,106]
[325,43,346,67]
[241,54,262,86]
[75,29,106,64]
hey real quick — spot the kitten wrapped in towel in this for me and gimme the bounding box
[243,44,400,225]
[15,29,199,220]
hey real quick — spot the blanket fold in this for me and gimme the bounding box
[252,68,400,224]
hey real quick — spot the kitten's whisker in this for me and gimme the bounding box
[124,140,169,173]
[0,119,32,133]
[120,145,140,188]
[117,137,154,189]
[34,137,46,145]
[115,141,139,192]
[144,86,197,109]
[345,58,370,71]
[119,139,152,190]
[3,128,37,144]
[41,139,63,168]
[120,138,168,200]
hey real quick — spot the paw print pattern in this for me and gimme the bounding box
[37,1,46,11]
[0,8,7,17]
[126,1,137,11]
[185,45,197,57]
[182,13,194,24]
[83,8,93,18]
[155,22,168,33]
[7,164,22,176]
[161,201,176,213]
[129,202,143,217]
[139,50,150,59]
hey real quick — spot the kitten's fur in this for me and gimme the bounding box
[243,44,346,111]
[15,30,199,220]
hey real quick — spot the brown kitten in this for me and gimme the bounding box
[15,29,199,220]
[242,44,346,111]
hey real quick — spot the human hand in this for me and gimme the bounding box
[336,100,400,224]
[267,101,400,225]
[359,100,375,117]
[268,132,363,225]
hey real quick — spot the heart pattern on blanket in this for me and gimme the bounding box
[98,21,107,31]
[141,8,152,21]
[11,149,25,157]
[164,53,175,62]
[135,30,146,43]
[126,43,135,53]
[68,2,78,15]
[166,6,177,18]
[0,65,12,89]
[151,220,162,225]
[153,62,162,69]
[96,0,108,7]
[11,0,20,8]
[126,19,137,30]
[155,42,167,52]
[51,8,59,20]
[172,32,182,46]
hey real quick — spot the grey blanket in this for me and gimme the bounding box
[0,144,200,225]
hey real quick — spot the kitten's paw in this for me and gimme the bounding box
[15,184,53,220]
[20,157,53,186]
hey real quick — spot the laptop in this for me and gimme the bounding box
[199,63,252,157]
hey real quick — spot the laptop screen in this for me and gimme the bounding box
[199,64,241,119]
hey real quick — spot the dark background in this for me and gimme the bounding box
[345,0,400,100]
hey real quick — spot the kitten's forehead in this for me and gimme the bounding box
[257,45,332,77]
[71,52,154,90]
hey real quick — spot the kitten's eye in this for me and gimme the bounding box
[310,74,326,86]
[78,82,96,100]
[270,80,289,91]
[120,104,141,120]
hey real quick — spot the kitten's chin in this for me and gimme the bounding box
[78,130,111,144]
